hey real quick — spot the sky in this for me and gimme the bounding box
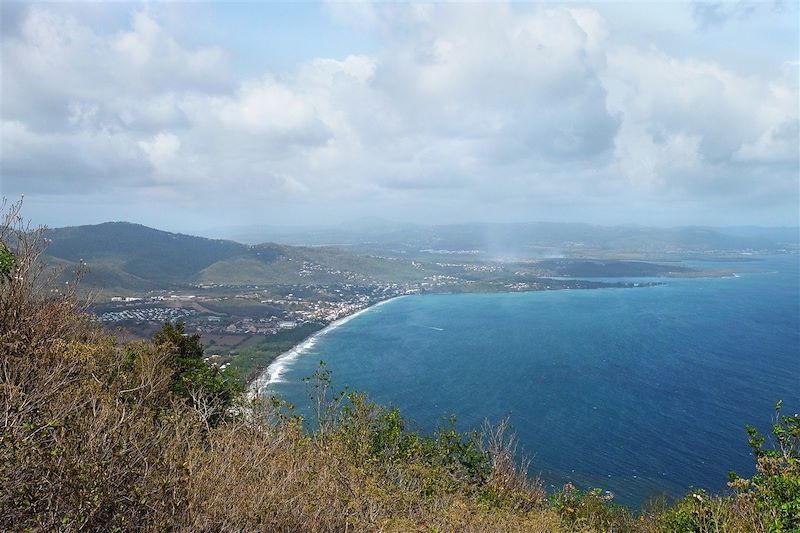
[1,1,798,232]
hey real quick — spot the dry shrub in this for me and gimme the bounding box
[482,417,545,511]
[183,404,561,532]
[1,202,193,530]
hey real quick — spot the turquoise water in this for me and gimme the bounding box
[268,255,800,507]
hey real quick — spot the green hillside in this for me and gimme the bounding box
[46,222,244,280]
[43,222,433,292]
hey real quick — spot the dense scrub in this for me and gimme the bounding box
[2,204,798,532]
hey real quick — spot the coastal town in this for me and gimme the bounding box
[92,271,649,338]
[94,282,415,336]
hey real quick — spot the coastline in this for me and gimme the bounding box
[248,295,408,398]
[246,280,664,398]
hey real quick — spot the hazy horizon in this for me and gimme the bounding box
[2,1,798,232]
[33,215,800,236]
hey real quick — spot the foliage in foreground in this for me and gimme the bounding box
[1,205,798,532]
[652,402,800,533]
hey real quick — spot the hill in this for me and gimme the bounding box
[43,222,428,292]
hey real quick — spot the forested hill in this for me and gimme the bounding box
[45,223,248,282]
[42,222,425,292]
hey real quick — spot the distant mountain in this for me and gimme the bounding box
[209,221,798,258]
[43,222,427,293]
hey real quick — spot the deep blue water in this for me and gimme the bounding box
[267,255,800,507]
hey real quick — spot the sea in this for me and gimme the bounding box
[263,255,799,507]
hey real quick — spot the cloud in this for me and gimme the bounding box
[691,1,758,28]
[603,45,798,197]
[1,2,797,225]
[1,120,151,194]
[690,1,797,29]
[367,5,619,163]
[2,7,230,131]
[139,132,180,168]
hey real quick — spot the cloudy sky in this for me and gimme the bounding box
[1,1,798,232]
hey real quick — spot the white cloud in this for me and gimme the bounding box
[2,7,229,130]
[139,132,180,167]
[1,119,150,193]
[1,2,797,225]
[603,45,798,197]
[214,77,327,139]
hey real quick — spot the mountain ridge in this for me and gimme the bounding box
[42,222,425,293]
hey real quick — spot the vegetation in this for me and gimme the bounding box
[40,221,435,292]
[229,322,325,382]
[2,209,799,531]
[151,322,244,428]
[651,402,800,533]
[0,243,15,282]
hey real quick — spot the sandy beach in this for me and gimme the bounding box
[248,295,407,398]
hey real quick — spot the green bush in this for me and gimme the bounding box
[0,242,15,281]
[741,401,800,532]
[657,489,726,532]
[153,321,244,427]
[551,483,636,532]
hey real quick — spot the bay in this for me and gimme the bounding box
[266,255,800,507]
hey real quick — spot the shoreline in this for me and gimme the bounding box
[246,280,666,397]
[248,295,408,398]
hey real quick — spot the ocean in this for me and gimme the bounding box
[264,255,800,507]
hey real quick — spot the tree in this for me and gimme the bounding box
[153,322,244,427]
[0,242,15,282]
